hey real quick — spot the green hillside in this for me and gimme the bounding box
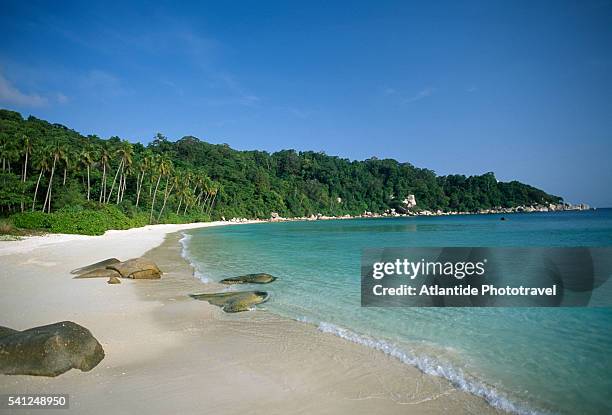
[0,109,562,234]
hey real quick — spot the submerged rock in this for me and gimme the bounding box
[107,258,162,279]
[220,273,277,285]
[73,268,121,279]
[190,291,269,313]
[0,321,105,377]
[70,258,120,275]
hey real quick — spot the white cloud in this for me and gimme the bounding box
[80,70,128,97]
[56,92,69,104]
[404,87,435,103]
[0,72,48,107]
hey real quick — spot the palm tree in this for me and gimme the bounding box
[206,185,219,215]
[135,151,153,208]
[98,147,111,203]
[120,161,134,203]
[62,152,70,186]
[118,141,133,203]
[107,141,133,204]
[79,148,95,200]
[0,135,10,172]
[175,173,192,214]
[200,176,213,213]
[21,135,32,182]
[183,192,196,215]
[149,156,172,223]
[32,155,50,212]
[20,135,33,212]
[106,159,122,204]
[42,141,65,213]
[156,165,177,221]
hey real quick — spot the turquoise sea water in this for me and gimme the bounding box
[181,209,612,415]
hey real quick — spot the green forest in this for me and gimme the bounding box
[0,109,562,235]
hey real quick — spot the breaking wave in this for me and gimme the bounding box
[314,320,547,415]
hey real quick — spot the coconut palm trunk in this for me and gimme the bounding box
[116,172,123,204]
[201,192,210,212]
[206,192,217,215]
[122,174,127,201]
[32,169,44,211]
[106,159,123,203]
[21,150,29,212]
[176,197,182,215]
[99,163,106,203]
[43,156,58,213]
[157,177,174,221]
[121,174,127,202]
[86,165,91,200]
[149,174,162,223]
[136,171,146,208]
[22,152,28,182]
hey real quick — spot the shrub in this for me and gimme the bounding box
[129,213,150,228]
[12,206,134,235]
[11,206,210,236]
[160,211,209,224]
[11,211,52,230]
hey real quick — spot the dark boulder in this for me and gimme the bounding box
[0,321,105,377]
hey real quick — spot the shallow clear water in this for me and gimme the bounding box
[182,209,612,415]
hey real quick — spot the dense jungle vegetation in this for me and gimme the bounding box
[0,109,561,234]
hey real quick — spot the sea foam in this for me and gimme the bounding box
[179,232,211,283]
[315,321,546,415]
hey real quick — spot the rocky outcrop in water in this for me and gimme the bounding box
[220,273,277,285]
[0,321,105,377]
[190,291,270,313]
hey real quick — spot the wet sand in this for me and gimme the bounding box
[0,225,500,414]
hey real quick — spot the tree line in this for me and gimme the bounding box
[0,108,562,225]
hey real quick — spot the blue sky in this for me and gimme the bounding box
[1,1,611,206]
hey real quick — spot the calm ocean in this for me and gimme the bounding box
[181,209,612,415]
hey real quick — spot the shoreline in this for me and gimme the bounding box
[0,220,263,257]
[0,221,502,414]
[1,207,596,249]
[143,230,506,414]
[175,226,539,415]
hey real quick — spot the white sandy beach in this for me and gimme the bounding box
[0,222,500,414]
